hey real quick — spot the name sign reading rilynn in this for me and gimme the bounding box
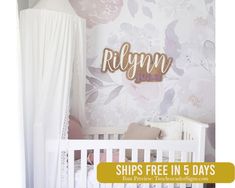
[101,42,173,83]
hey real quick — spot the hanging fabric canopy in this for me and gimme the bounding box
[20,9,86,188]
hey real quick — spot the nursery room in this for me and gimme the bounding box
[18,0,215,188]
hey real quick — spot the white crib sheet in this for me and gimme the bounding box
[74,160,189,188]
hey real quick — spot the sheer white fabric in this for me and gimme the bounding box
[20,9,86,188]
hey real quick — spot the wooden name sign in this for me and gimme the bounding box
[101,42,173,83]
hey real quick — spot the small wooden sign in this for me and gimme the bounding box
[101,42,173,83]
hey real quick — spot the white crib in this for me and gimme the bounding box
[61,116,208,188]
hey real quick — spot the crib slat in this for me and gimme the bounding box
[107,148,112,162]
[143,184,149,188]
[119,148,125,162]
[105,148,113,188]
[108,134,113,140]
[132,149,138,162]
[130,182,137,188]
[185,131,188,140]
[80,149,87,188]
[132,149,138,188]
[192,183,200,188]
[193,152,197,162]
[68,150,74,188]
[181,151,187,162]
[195,183,203,188]
[143,146,150,188]
[114,134,118,140]
[94,149,100,188]
[144,149,150,162]
[169,151,175,162]
[157,150,163,162]
[130,184,138,188]
[105,183,112,188]
[155,184,161,188]
[168,152,174,188]
[94,134,98,140]
[94,149,100,167]
[180,152,188,188]
[118,148,125,188]
[104,134,108,140]
[105,182,112,187]
[155,150,163,188]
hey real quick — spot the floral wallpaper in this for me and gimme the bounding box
[69,0,215,128]
[27,0,215,161]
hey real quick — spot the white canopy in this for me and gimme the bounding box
[20,9,86,188]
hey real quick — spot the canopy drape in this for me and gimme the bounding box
[20,9,86,188]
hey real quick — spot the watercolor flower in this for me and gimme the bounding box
[176,67,215,123]
[70,0,123,28]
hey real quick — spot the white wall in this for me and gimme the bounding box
[0,1,26,187]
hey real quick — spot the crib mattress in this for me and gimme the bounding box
[74,160,190,188]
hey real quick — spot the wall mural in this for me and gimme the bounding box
[69,0,215,130]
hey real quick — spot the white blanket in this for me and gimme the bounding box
[74,160,188,188]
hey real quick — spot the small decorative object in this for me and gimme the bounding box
[101,42,173,83]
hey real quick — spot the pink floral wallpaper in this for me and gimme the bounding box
[70,0,123,28]
[69,0,215,128]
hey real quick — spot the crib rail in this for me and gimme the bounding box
[175,116,208,162]
[59,116,207,188]
[61,139,202,188]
